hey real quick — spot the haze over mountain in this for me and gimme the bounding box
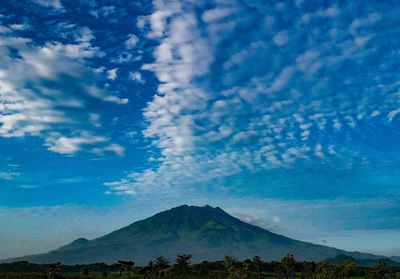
[7,205,388,265]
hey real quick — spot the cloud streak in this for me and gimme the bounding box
[0,27,126,155]
[107,0,400,196]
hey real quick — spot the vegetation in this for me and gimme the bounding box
[1,254,400,279]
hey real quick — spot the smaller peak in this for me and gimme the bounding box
[56,238,89,252]
[73,238,89,243]
[67,238,89,246]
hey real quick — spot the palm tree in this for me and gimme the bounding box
[174,254,192,276]
[154,256,170,277]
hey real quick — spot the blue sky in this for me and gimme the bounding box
[0,0,399,258]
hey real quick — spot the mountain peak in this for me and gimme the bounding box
[8,205,384,265]
[162,204,229,217]
[170,204,218,210]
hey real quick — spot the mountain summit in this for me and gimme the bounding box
[9,205,383,265]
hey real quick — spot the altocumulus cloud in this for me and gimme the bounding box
[105,0,400,195]
[0,24,127,155]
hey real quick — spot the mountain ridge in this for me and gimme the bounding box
[3,205,391,265]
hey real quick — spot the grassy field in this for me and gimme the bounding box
[0,272,369,279]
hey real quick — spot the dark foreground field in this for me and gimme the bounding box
[1,254,399,279]
[0,273,368,279]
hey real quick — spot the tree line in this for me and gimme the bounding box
[1,254,400,279]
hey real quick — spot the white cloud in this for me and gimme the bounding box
[388,108,400,122]
[273,216,281,224]
[9,23,29,31]
[129,71,143,83]
[106,0,400,197]
[201,7,236,23]
[273,31,289,46]
[106,68,118,80]
[0,171,21,180]
[45,41,98,59]
[147,9,172,38]
[0,28,127,154]
[93,143,125,156]
[87,86,128,104]
[317,6,340,18]
[32,0,64,11]
[44,134,108,155]
[371,110,380,117]
[125,34,138,49]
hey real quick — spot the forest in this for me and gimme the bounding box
[1,254,399,279]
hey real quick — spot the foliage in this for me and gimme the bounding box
[366,262,393,279]
[174,254,192,275]
[1,255,400,279]
[315,260,345,279]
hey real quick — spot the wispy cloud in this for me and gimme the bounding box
[0,163,21,181]
[106,0,400,196]
[0,171,21,180]
[32,0,64,11]
[0,26,127,155]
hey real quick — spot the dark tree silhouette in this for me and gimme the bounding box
[140,260,156,278]
[117,260,134,276]
[8,254,400,279]
[252,256,263,279]
[154,256,171,277]
[366,262,392,279]
[174,254,192,276]
[195,261,210,276]
[47,261,64,279]
[223,256,246,279]
[316,260,344,279]
[243,258,253,276]
[343,259,357,277]
[281,254,296,279]
[301,261,316,279]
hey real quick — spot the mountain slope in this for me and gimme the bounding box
[6,205,387,265]
[327,254,400,267]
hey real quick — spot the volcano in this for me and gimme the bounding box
[7,205,385,265]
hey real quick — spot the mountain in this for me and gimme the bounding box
[390,256,400,263]
[5,205,388,265]
[327,254,400,267]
